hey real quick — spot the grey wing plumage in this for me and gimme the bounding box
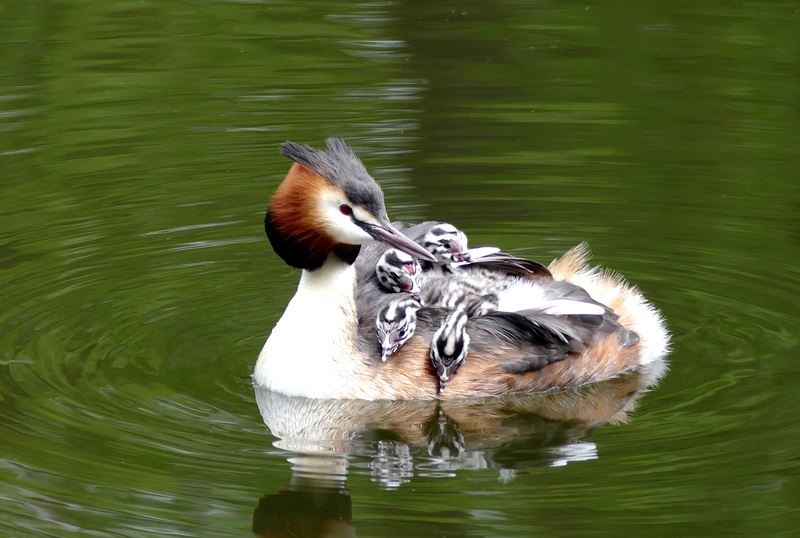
[462,299,638,376]
[411,307,579,374]
[536,279,606,308]
[464,251,552,278]
[355,221,636,370]
[467,311,581,374]
[516,279,640,348]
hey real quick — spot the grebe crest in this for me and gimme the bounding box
[376,296,422,362]
[430,308,470,393]
[375,249,422,301]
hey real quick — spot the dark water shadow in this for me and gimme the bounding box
[251,360,666,536]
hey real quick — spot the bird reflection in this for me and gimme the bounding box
[427,408,466,460]
[252,483,353,538]
[251,361,665,536]
[371,440,414,489]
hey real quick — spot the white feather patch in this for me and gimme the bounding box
[540,299,605,316]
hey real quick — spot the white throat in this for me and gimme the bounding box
[253,255,376,399]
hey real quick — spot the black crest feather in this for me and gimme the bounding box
[280,138,388,221]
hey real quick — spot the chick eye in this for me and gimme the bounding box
[339,204,353,216]
[442,241,451,249]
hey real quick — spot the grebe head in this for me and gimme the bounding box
[422,223,471,264]
[376,296,422,362]
[375,249,422,301]
[430,308,470,393]
[265,138,435,271]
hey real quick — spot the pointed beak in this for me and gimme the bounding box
[360,221,436,262]
[452,251,472,263]
[380,341,395,362]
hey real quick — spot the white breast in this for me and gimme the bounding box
[253,259,377,399]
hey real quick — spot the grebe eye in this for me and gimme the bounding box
[339,204,353,216]
[442,241,450,249]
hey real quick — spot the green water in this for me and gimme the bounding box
[2,1,799,536]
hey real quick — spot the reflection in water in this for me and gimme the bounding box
[252,476,354,538]
[0,0,797,534]
[252,360,665,535]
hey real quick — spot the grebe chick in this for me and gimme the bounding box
[421,223,471,266]
[430,308,470,393]
[375,248,422,301]
[376,296,422,362]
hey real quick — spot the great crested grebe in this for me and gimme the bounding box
[254,138,670,400]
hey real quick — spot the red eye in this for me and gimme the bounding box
[339,204,353,216]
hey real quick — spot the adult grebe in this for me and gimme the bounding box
[254,138,670,400]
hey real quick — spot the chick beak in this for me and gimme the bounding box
[380,338,396,362]
[453,251,472,263]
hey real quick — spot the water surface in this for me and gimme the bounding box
[2,1,799,536]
